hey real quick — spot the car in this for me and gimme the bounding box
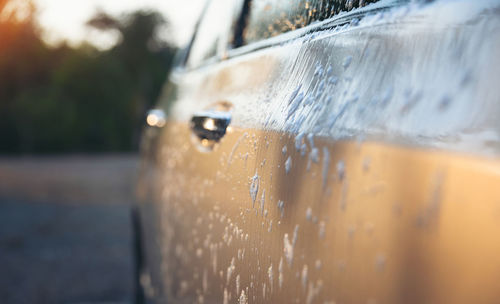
[135,0,500,303]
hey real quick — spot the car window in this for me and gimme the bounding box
[243,0,380,45]
[186,0,244,69]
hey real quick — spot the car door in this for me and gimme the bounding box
[138,0,500,303]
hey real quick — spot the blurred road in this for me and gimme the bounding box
[0,155,139,304]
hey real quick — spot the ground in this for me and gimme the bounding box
[0,155,139,304]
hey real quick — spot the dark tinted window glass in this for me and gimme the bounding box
[244,0,379,44]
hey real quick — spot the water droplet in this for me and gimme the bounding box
[284,234,294,267]
[460,69,472,86]
[417,171,445,228]
[285,156,292,174]
[438,94,452,111]
[313,62,324,77]
[340,180,348,211]
[348,225,356,239]
[328,76,338,85]
[260,190,266,216]
[306,133,315,147]
[317,79,325,94]
[318,221,326,239]
[306,207,313,221]
[306,280,322,304]
[362,156,371,172]
[301,265,309,289]
[238,290,247,304]
[292,225,299,245]
[268,264,274,291]
[300,143,307,156]
[310,148,319,163]
[277,200,285,217]
[326,65,333,76]
[322,147,330,188]
[380,86,393,108]
[288,85,302,105]
[223,288,229,304]
[304,95,314,106]
[400,89,423,114]
[249,172,260,207]
[228,133,246,166]
[227,257,236,284]
[295,133,305,150]
[343,55,353,69]
[288,92,304,119]
[278,257,284,289]
[336,160,345,180]
[376,254,386,272]
[203,268,208,293]
[315,260,322,270]
[236,274,241,295]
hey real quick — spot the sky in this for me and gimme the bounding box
[32,0,206,49]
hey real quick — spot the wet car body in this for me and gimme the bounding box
[137,0,500,303]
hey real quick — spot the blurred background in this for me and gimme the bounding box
[0,0,202,302]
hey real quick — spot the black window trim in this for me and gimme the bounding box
[232,0,252,48]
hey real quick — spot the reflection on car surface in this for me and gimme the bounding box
[137,0,500,303]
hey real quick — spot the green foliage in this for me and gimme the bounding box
[0,5,175,154]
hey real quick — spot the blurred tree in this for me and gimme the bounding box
[0,0,175,154]
[0,0,52,152]
[87,10,174,144]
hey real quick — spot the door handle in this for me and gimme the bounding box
[190,110,231,141]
